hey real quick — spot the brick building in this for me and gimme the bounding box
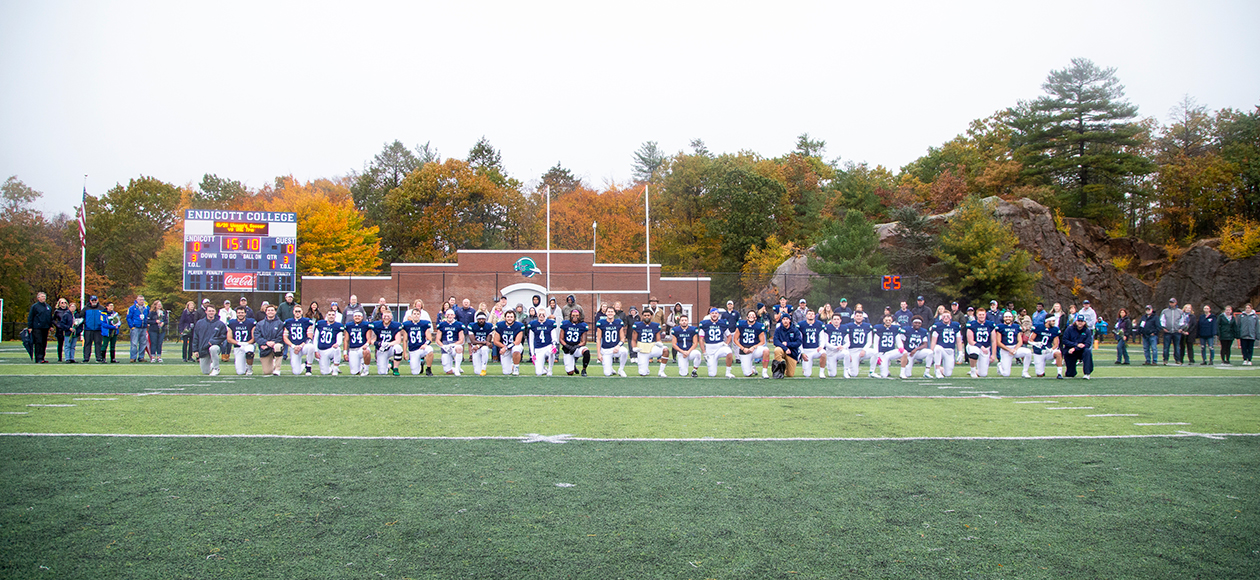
[301,250,711,320]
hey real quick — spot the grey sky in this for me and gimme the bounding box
[3,0,1257,216]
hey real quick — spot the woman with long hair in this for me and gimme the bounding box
[1114,308,1131,365]
[147,299,168,363]
[308,301,323,323]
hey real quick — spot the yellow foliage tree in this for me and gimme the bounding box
[264,176,382,274]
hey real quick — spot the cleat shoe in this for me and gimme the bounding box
[425,366,433,376]
[725,370,735,378]
[658,369,668,378]
[762,368,769,379]
[936,370,944,379]
[1056,374,1064,380]
[968,370,978,378]
[1083,374,1090,380]
[618,370,627,377]
[924,371,933,379]
[868,372,879,379]
[691,370,698,378]
[331,368,339,376]
[246,368,253,376]
[273,368,281,376]
[209,369,219,377]
[481,370,487,376]
[392,368,399,376]
[1022,372,1031,378]
[581,369,587,377]
[512,367,520,376]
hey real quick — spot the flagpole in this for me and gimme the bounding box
[545,184,551,298]
[80,176,87,307]
[645,184,650,298]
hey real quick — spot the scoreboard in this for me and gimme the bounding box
[182,210,297,292]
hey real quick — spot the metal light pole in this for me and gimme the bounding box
[592,221,597,263]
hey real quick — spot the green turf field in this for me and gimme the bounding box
[1,343,1257,579]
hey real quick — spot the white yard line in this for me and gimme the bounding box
[1,432,1256,442]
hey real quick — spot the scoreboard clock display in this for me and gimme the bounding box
[881,275,901,291]
[182,210,298,292]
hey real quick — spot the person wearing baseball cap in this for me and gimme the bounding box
[1138,305,1158,365]
[1160,298,1183,365]
[1062,314,1094,379]
[278,292,297,322]
[911,295,932,322]
[836,298,853,325]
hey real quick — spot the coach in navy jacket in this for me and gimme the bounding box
[1061,315,1094,379]
[772,316,802,377]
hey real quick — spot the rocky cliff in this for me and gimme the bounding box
[768,197,1260,316]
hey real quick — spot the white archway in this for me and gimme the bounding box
[500,282,547,313]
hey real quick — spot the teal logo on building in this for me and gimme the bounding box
[513,257,542,278]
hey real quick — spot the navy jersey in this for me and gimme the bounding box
[772,304,793,321]
[315,320,343,350]
[735,320,765,348]
[932,321,960,349]
[671,325,699,351]
[529,319,556,348]
[284,317,312,345]
[496,320,526,346]
[632,320,662,345]
[227,318,255,344]
[995,322,1021,347]
[969,320,996,347]
[370,320,401,348]
[798,320,825,349]
[824,323,847,347]
[846,322,874,349]
[873,323,902,352]
[466,321,495,344]
[402,320,431,351]
[594,318,624,349]
[894,309,913,327]
[904,326,930,350]
[698,319,726,344]
[436,320,464,345]
[1029,324,1059,354]
[559,321,588,346]
[344,320,372,349]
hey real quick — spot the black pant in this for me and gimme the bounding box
[105,333,118,361]
[32,328,50,362]
[1220,339,1233,363]
[183,334,194,361]
[1063,348,1093,377]
[1243,339,1256,362]
[55,329,66,361]
[83,329,104,361]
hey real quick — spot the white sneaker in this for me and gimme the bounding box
[725,369,735,378]
[246,368,253,376]
[924,371,933,379]
[1083,374,1090,380]
[1022,372,1031,378]
[512,366,520,376]
[547,368,553,376]
[936,370,945,379]
[331,368,339,376]
[899,370,908,379]
[273,368,281,376]
[209,369,219,377]
[618,370,627,377]
[843,371,851,379]
[868,371,879,378]
[658,369,667,378]
[361,367,370,377]
[968,370,978,378]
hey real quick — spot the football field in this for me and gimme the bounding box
[1,344,1257,579]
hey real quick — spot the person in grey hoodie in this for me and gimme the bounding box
[1237,303,1258,366]
[1159,298,1184,365]
[191,304,228,376]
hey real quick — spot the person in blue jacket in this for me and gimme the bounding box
[1061,314,1094,379]
[126,295,150,363]
[772,314,802,377]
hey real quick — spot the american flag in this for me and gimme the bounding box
[78,186,87,248]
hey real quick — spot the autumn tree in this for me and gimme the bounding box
[935,196,1039,304]
[381,159,514,263]
[265,176,381,275]
[193,174,250,210]
[540,163,582,197]
[1008,58,1152,222]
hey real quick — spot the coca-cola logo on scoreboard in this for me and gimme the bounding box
[223,272,257,291]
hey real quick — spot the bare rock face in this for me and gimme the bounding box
[771,196,1260,315]
[1155,246,1260,309]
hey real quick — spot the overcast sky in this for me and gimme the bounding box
[3,0,1257,215]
